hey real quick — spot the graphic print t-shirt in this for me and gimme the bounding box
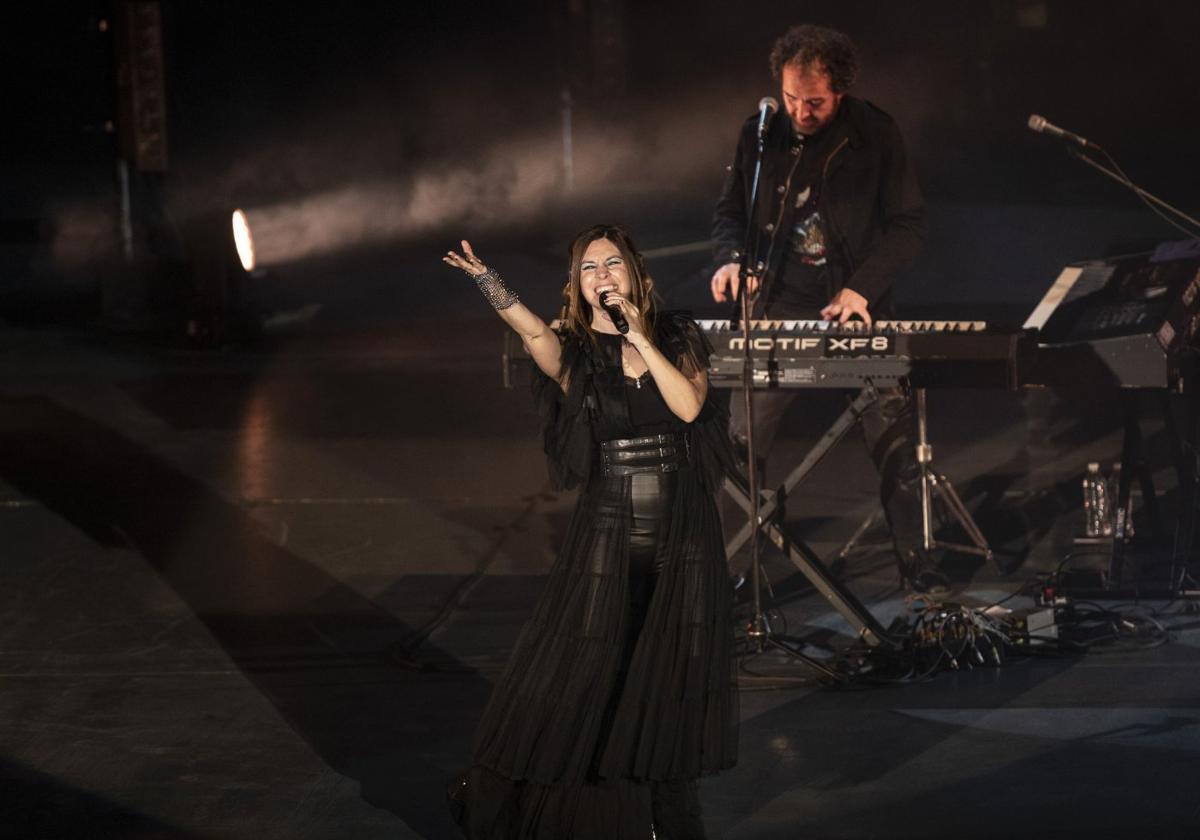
[766,119,846,315]
[771,181,832,311]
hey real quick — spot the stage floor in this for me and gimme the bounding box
[0,318,1196,839]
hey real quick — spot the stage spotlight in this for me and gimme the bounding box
[178,207,262,344]
[231,208,256,272]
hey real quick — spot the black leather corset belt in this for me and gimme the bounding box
[598,433,690,478]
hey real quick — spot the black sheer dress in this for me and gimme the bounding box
[449,313,738,839]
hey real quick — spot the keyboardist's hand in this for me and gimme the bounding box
[821,288,872,326]
[711,262,759,304]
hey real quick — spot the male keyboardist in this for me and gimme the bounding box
[711,23,947,593]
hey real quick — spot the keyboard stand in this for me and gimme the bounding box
[723,386,896,649]
[724,385,999,646]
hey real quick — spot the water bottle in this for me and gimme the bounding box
[1082,462,1112,537]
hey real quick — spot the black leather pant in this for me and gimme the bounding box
[729,382,928,579]
[591,471,707,839]
[593,471,676,640]
[627,474,707,840]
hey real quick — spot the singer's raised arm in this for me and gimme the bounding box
[443,240,563,383]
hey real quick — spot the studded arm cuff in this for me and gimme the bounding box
[472,268,520,310]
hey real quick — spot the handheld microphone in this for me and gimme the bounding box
[599,290,630,335]
[757,96,779,138]
[1027,114,1095,149]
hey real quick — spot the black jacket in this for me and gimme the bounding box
[712,95,925,316]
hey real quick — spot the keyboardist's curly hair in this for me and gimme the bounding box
[560,224,657,346]
[769,24,859,92]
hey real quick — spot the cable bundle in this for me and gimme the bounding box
[907,602,1012,673]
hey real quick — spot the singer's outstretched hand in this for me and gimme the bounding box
[441,239,565,387]
[443,240,489,277]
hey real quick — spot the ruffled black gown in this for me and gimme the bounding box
[450,313,738,840]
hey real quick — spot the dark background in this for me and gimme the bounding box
[6,0,1200,328]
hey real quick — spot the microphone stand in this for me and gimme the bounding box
[1064,145,1200,238]
[733,113,838,684]
[736,259,768,651]
[738,114,768,655]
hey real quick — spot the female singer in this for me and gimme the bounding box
[443,225,737,840]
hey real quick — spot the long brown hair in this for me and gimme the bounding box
[559,224,657,343]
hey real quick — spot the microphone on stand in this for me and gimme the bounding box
[1027,114,1096,149]
[599,290,630,335]
[757,96,779,138]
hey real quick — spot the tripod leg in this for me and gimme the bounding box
[912,387,993,564]
[763,636,841,681]
[931,472,994,563]
[838,508,884,559]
